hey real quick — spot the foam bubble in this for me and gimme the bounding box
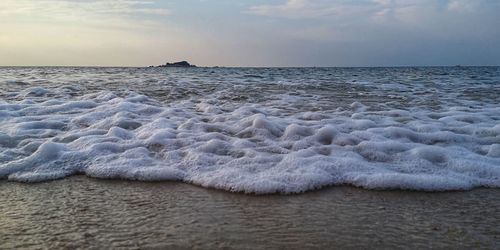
[0,85,499,193]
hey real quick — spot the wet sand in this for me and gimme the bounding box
[1,177,499,249]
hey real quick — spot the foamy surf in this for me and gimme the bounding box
[0,67,499,193]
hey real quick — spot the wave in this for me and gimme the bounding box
[0,87,499,193]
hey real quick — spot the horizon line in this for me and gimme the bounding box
[1,65,499,68]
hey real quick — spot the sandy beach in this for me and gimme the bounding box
[1,177,498,249]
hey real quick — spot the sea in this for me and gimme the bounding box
[1,66,499,193]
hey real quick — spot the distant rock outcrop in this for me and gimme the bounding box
[156,61,196,68]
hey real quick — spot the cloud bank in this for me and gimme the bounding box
[0,0,499,66]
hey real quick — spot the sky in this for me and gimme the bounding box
[0,0,499,67]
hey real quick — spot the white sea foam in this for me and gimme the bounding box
[1,83,499,193]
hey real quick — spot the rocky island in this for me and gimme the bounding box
[154,61,196,68]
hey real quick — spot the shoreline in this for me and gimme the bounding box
[3,174,497,195]
[1,176,499,249]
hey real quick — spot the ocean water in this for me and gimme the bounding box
[0,66,499,193]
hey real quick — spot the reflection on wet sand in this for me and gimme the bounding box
[1,176,498,249]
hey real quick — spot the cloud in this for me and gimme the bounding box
[0,0,170,29]
[247,0,498,21]
[446,0,483,12]
[245,0,500,37]
[241,0,500,66]
[1,0,499,66]
[0,0,187,66]
[247,0,373,19]
[0,0,170,15]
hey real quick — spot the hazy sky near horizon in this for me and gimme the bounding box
[1,0,500,67]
